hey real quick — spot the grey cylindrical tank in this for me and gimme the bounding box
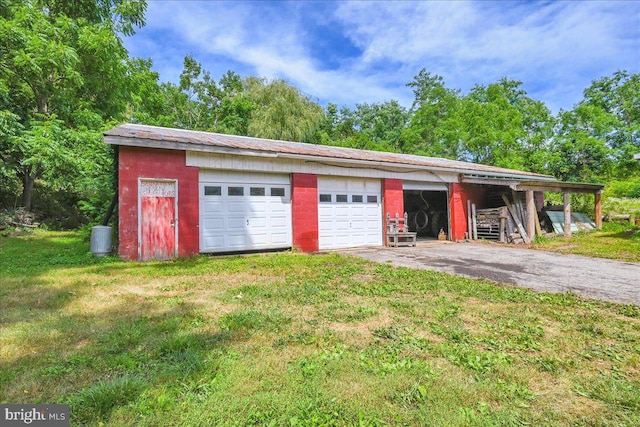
[90,226,112,257]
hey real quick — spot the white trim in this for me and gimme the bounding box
[187,151,460,183]
[138,178,179,260]
[402,180,449,191]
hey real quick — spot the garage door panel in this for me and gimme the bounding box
[351,222,365,231]
[318,177,382,250]
[250,217,267,228]
[271,233,289,244]
[270,216,288,228]
[202,235,224,248]
[203,201,224,213]
[200,172,292,252]
[250,202,268,213]
[227,235,247,247]
[270,204,287,213]
[250,234,268,245]
[227,202,246,213]
[334,220,350,231]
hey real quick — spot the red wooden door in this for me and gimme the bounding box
[140,181,177,261]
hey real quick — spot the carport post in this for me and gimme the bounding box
[563,192,572,237]
[595,192,603,229]
[526,190,535,239]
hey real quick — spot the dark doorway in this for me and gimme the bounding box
[403,190,449,238]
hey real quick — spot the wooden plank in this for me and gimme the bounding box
[467,199,472,240]
[534,208,542,237]
[499,217,506,242]
[502,194,530,244]
[471,203,478,240]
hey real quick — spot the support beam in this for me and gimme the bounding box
[563,192,572,237]
[595,192,603,229]
[526,190,535,239]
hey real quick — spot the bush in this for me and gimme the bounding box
[602,197,640,219]
[604,179,640,198]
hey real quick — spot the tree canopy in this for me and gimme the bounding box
[0,0,146,220]
[1,1,638,227]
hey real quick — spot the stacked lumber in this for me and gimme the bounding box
[502,193,530,244]
[474,207,507,241]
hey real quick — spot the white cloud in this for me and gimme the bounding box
[124,0,640,113]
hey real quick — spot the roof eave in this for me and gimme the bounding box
[516,180,605,193]
[106,134,554,182]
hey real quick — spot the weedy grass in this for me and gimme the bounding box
[1,230,639,426]
[532,222,640,262]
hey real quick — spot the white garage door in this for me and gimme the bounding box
[199,171,291,252]
[318,177,382,250]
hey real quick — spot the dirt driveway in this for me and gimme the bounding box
[346,242,640,306]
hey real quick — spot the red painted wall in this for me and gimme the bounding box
[449,183,468,241]
[449,183,487,241]
[119,147,199,260]
[382,179,404,245]
[291,173,319,252]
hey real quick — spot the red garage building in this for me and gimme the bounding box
[105,124,603,261]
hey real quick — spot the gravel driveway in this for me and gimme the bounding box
[346,242,640,306]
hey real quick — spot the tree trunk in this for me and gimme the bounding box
[22,170,35,212]
[20,165,43,212]
[38,92,48,115]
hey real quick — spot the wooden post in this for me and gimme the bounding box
[471,203,478,240]
[526,190,535,239]
[563,192,572,237]
[467,199,472,240]
[595,192,603,229]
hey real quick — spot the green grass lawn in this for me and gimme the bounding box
[1,231,639,426]
[532,222,640,263]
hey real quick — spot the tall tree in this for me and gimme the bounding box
[402,70,462,157]
[549,71,640,182]
[460,78,554,171]
[0,0,146,211]
[246,77,323,143]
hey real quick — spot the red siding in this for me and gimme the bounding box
[291,173,319,252]
[382,179,404,245]
[119,147,199,260]
[449,183,486,241]
[449,183,468,241]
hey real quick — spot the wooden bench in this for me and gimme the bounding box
[386,213,417,247]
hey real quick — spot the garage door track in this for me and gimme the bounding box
[347,243,640,306]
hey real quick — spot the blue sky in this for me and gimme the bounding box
[123,0,640,113]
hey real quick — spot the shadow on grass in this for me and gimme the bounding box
[0,231,114,278]
[1,291,231,425]
[594,229,640,241]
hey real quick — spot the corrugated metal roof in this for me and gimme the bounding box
[105,123,554,180]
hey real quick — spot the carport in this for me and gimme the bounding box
[460,175,604,241]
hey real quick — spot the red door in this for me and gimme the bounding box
[140,181,177,261]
